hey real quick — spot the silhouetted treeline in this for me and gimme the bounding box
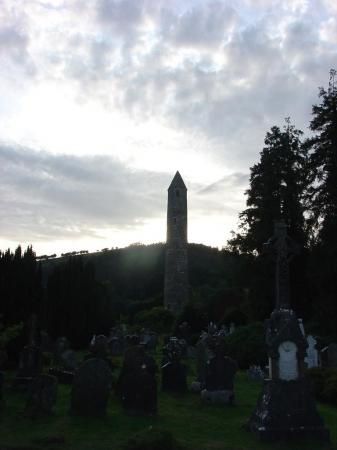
[0,246,42,328]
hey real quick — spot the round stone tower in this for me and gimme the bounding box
[164,171,189,315]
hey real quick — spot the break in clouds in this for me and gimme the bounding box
[0,0,337,250]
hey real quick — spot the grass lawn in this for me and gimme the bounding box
[0,369,336,450]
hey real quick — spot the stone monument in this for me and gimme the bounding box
[248,221,330,441]
[201,336,238,405]
[164,171,189,315]
[117,345,157,415]
[24,374,58,418]
[70,358,113,417]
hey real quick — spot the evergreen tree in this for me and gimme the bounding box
[228,120,309,319]
[306,70,337,336]
[308,69,337,244]
[229,119,308,254]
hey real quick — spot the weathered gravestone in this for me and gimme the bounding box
[24,374,58,418]
[305,335,319,369]
[54,337,77,371]
[248,221,330,442]
[70,358,113,417]
[191,332,209,392]
[247,365,265,382]
[201,337,238,405]
[118,345,157,415]
[327,343,337,368]
[89,334,109,358]
[161,338,187,394]
[15,345,42,388]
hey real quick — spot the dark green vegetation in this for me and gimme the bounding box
[0,371,336,450]
[307,368,337,405]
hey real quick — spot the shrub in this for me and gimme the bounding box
[134,306,174,333]
[307,367,337,406]
[224,322,266,369]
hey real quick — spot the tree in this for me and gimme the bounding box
[228,120,309,319]
[229,119,308,254]
[306,70,337,336]
[308,69,337,245]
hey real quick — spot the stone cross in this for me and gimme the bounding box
[264,221,299,310]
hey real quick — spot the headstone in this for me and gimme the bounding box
[54,337,77,371]
[24,374,58,418]
[305,335,319,369]
[327,343,337,368]
[109,336,125,356]
[89,334,109,359]
[247,365,265,382]
[161,360,187,393]
[17,345,42,379]
[60,349,78,371]
[71,358,113,417]
[201,338,238,405]
[195,332,209,386]
[229,322,236,334]
[118,345,157,415]
[248,221,330,442]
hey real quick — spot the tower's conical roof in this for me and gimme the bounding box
[168,171,187,190]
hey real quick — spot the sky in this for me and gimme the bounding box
[0,0,336,256]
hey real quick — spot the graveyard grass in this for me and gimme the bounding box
[1,370,336,450]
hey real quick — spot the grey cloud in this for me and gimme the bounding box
[166,2,237,48]
[0,144,170,241]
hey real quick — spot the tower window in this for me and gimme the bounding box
[173,217,177,224]
[175,189,180,197]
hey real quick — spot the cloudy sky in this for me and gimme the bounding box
[0,0,336,255]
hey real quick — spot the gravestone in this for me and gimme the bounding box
[109,336,124,356]
[54,337,77,371]
[161,337,187,394]
[327,343,337,368]
[89,334,109,359]
[71,358,113,417]
[16,345,42,379]
[118,345,157,415]
[193,332,209,390]
[24,374,58,418]
[201,337,238,405]
[247,365,265,382]
[248,221,330,442]
[305,335,319,369]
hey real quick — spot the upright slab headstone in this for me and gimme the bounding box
[70,358,112,417]
[161,338,187,393]
[248,221,330,442]
[118,345,157,415]
[164,171,189,315]
[201,337,238,405]
[327,343,337,368]
[305,335,319,369]
[24,374,58,418]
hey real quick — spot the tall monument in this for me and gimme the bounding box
[164,171,188,315]
[248,221,330,442]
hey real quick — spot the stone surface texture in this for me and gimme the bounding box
[164,171,188,315]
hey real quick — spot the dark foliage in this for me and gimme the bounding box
[307,367,337,406]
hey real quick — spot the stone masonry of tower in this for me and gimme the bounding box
[164,171,189,315]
